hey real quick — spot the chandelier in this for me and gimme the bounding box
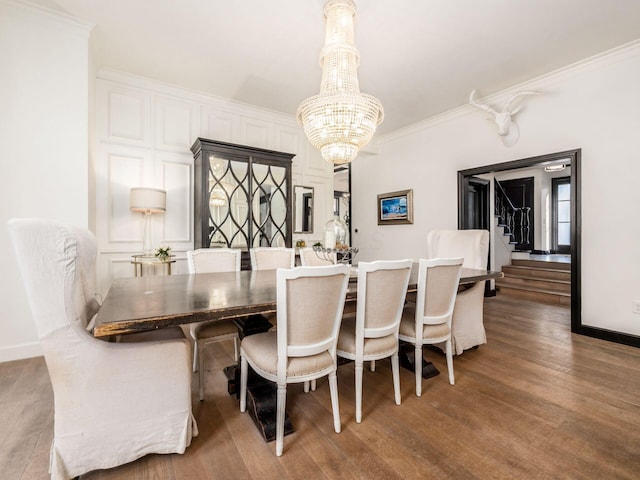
[297,0,383,165]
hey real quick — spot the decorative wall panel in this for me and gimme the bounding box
[155,96,198,151]
[201,107,238,144]
[101,87,150,146]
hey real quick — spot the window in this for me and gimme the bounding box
[552,177,571,254]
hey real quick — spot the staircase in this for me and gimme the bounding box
[496,258,571,306]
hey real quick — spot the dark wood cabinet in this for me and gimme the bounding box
[191,138,294,268]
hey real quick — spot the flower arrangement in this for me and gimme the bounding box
[154,245,172,261]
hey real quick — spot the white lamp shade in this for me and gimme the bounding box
[130,187,166,214]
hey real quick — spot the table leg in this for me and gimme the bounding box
[398,342,441,379]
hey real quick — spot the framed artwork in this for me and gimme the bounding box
[377,189,413,225]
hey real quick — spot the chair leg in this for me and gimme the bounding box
[415,344,422,397]
[276,384,287,456]
[355,361,363,423]
[391,353,401,405]
[304,381,310,393]
[370,360,376,372]
[233,336,239,362]
[192,341,199,372]
[198,340,205,401]
[445,338,455,385]
[240,355,248,413]
[328,371,341,433]
[311,379,317,391]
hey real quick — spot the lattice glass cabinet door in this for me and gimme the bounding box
[191,139,294,265]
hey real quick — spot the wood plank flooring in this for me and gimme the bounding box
[2,295,640,479]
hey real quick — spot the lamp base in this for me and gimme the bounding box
[141,212,154,255]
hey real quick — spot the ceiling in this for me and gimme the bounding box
[34,0,640,135]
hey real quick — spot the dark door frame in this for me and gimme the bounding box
[458,148,639,348]
[458,149,585,327]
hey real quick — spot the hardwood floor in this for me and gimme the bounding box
[2,295,640,479]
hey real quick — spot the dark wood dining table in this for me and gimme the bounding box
[93,266,502,338]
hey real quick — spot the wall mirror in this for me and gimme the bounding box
[294,185,314,233]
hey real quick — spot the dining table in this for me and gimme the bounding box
[92,264,502,441]
[93,266,502,337]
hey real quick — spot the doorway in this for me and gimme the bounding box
[457,149,582,334]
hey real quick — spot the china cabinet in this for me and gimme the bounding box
[191,138,294,269]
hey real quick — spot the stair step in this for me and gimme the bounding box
[497,284,571,306]
[502,265,571,281]
[512,258,571,271]
[496,275,571,293]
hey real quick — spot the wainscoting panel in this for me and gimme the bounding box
[154,96,199,152]
[99,86,150,147]
[104,148,149,246]
[157,154,193,248]
[240,116,272,150]
[201,106,239,144]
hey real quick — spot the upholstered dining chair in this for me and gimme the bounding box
[399,257,463,396]
[240,264,350,456]
[9,218,197,480]
[186,247,241,401]
[299,246,336,266]
[426,229,490,354]
[250,247,295,270]
[336,259,413,423]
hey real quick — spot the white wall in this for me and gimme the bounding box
[352,41,640,336]
[0,0,92,361]
[94,71,334,296]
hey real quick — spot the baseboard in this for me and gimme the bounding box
[0,341,42,363]
[577,325,640,349]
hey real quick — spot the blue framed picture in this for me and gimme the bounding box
[377,189,413,225]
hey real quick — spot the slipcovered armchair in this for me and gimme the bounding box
[426,229,490,354]
[9,219,197,480]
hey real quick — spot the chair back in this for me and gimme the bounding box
[187,248,241,273]
[276,265,350,380]
[9,218,100,340]
[426,229,489,269]
[356,260,413,343]
[251,247,295,270]
[415,258,463,328]
[299,247,335,266]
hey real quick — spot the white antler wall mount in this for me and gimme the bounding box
[469,89,542,147]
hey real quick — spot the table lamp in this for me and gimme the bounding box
[130,187,166,255]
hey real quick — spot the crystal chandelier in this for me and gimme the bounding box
[297,0,383,165]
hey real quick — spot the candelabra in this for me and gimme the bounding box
[313,245,359,265]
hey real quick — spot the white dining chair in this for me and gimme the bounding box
[240,264,350,456]
[299,246,335,266]
[336,259,413,423]
[186,248,241,401]
[250,247,295,270]
[399,257,463,395]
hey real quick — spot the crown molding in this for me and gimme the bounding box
[1,0,94,33]
[97,68,299,126]
[379,38,640,145]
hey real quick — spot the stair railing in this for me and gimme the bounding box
[494,178,531,248]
